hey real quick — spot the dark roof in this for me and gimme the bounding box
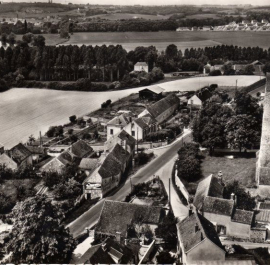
[203,197,234,216]
[96,200,163,237]
[139,86,165,94]
[118,130,136,148]
[70,140,93,158]
[57,150,73,166]
[111,143,129,165]
[79,158,99,170]
[78,244,115,264]
[10,143,32,164]
[108,114,130,126]
[135,116,157,129]
[178,212,224,253]
[98,152,122,179]
[193,175,224,210]
[232,209,254,225]
[196,89,212,102]
[146,94,180,119]
[259,202,270,210]
[26,146,45,155]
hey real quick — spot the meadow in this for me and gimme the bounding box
[0,75,261,148]
[47,31,270,51]
[87,13,170,20]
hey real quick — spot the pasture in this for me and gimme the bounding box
[0,75,261,148]
[49,31,270,51]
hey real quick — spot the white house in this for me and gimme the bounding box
[187,95,202,108]
[134,62,149,73]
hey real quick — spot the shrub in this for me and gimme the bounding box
[135,152,154,166]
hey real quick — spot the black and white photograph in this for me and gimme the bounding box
[0,0,269,264]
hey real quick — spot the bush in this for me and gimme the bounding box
[209,70,222,76]
[54,178,81,200]
[135,152,154,166]
[145,129,174,142]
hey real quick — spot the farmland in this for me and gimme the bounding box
[0,75,261,148]
[43,31,270,51]
[87,13,170,20]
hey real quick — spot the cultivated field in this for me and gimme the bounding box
[184,13,221,19]
[48,31,270,51]
[0,75,261,148]
[87,13,170,20]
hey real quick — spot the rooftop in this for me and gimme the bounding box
[135,62,148,66]
[10,143,32,164]
[203,196,234,217]
[107,114,131,127]
[70,140,93,158]
[231,209,254,225]
[139,85,165,95]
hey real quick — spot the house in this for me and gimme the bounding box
[25,146,47,163]
[210,65,224,73]
[105,129,136,154]
[203,63,212,75]
[134,62,149,73]
[262,19,269,24]
[0,153,17,170]
[69,139,94,159]
[76,237,137,264]
[139,85,165,101]
[9,143,33,168]
[138,94,180,124]
[178,211,225,264]
[40,150,73,173]
[83,142,134,199]
[79,158,99,176]
[187,95,202,108]
[124,115,157,141]
[95,200,163,240]
[107,114,131,140]
[193,175,261,240]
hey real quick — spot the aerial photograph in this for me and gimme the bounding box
[1,0,270,264]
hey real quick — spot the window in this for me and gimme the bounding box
[217,225,226,235]
[132,130,135,137]
[110,129,113,135]
[191,100,194,105]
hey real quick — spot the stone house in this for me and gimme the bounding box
[138,94,180,124]
[178,211,225,264]
[139,86,164,101]
[0,153,18,170]
[134,62,149,73]
[107,114,131,141]
[9,143,33,168]
[68,139,94,159]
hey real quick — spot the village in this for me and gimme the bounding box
[1,52,270,264]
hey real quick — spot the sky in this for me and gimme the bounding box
[3,0,270,6]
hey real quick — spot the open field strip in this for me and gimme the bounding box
[0,75,262,148]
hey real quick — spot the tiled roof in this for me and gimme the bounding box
[134,115,156,129]
[193,174,224,210]
[25,146,45,155]
[98,152,122,179]
[139,85,165,94]
[10,143,32,164]
[146,94,180,119]
[178,212,224,253]
[70,140,93,158]
[232,209,254,225]
[111,143,129,165]
[135,62,148,66]
[79,158,99,170]
[203,197,234,216]
[255,210,270,223]
[57,150,73,166]
[0,153,17,169]
[118,130,136,148]
[96,200,163,236]
[108,114,130,126]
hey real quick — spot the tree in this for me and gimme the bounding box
[6,195,76,263]
[69,115,77,123]
[156,251,175,264]
[54,178,81,200]
[165,44,178,60]
[225,114,261,152]
[224,181,256,211]
[8,33,16,46]
[22,33,33,44]
[32,35,45,47]
[43,171,63,188]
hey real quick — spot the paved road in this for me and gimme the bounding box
[221,239,270,249]
[67,131,192,238]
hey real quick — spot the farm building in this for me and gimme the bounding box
[9,143,33,168]
[139,85,165,101]
[134,62,149,72]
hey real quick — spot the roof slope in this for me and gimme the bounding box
[70,140,93,158]
[203,197,234,216]
[232,209,254,225]
[135,115,157,129]
[146,94,180,119]
[98,152,122,179]
[118,130,136,148]
[108,114,130,126]
[135,62,148,66]
[57,150,73,166]
[0,153,17,169]
[10,143,32,164]
[79,158,99,170]
[179,212,224,253]
[193,175,224,210]
[139,85,165,94]
[96,200,163,236]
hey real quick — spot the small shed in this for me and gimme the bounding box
[139,85,165,101]
[134,62,149,73]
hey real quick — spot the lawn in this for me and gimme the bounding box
[201,154,257,188]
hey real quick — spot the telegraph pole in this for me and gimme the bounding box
[169,178,171,209]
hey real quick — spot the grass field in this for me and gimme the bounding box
[0,75,260,148]
[184,13,221,19]
[87,13,170,20]
[48,31,270,51]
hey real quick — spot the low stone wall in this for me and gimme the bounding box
[175,169,190,202]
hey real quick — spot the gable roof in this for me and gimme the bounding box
[111,143,129,165]
[0,153,17,169]
[139,85,165,94]
[57,150,73,165]
[26,146,45,155]
[231,209,254,225]
[70,140,93,158]
[118,130,136,148]
[10,143,32,164]
[193,174,224,210]
[135,62,148,67]
[79,158,99,170]
[134,115,157,129]
[96,200,163,237]
[178,212,224,253]
[146,94,180,119]
[203,196,234,216]
[108,114,130,127]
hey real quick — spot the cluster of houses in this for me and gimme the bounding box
[214,19,270,31]
[204,60,265,75]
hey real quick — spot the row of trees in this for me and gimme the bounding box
[192,90,263,154]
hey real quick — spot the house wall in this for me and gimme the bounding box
[187,96,202,107]
[187,239,225,264]
[124,122,144,140]
[134,65,149,72]
[138,109,150,118]
[204,212,250,238]
[102,173,120,196]
[106,125,123,141]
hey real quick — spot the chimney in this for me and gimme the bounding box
[116,231,121,243]
[195,223,199,233]
[230,193,235,201]
[189,205,193,216]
